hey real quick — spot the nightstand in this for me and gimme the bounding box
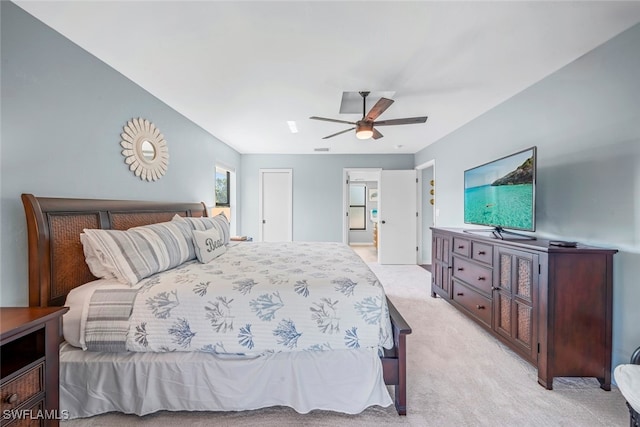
[1,307,68,426]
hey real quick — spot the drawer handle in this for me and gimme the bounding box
[478,251,486,255]
[457,267,464,271]
[5,393,18,404]
[476,305,486,310]
[456,292,464,296]
[491,286,500,291]
[477,276,486,281]
[458,245,465,249]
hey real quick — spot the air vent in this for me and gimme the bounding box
[314,148,330,152]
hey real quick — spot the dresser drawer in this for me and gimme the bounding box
[0,362,44,412]
[452,280,492,327]
[452,256,493,294]
[471,241,493,265]
[452,237,470,257]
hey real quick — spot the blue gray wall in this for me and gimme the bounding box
[0,2,241,306]
[240,155,414,242]
[415,23,640,370]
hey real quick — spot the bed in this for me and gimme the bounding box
[21,193,412,418]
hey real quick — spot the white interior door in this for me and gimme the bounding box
[259,169,292,242]
[378,170,417,264]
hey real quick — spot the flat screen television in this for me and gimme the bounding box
[464,147,536,238]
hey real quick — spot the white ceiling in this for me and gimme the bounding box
[14,1,640,155]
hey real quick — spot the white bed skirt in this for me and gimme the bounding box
[59,343,393,419]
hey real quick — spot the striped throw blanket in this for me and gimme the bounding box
[85,289,138,352]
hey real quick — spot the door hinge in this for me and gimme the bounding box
[346,212,349,216]
[539,264,541,275]
[346,179,349,184]
[416,212,419,217]
[537,343,540,353]
[416,178,419,183]
[416,246,419,252]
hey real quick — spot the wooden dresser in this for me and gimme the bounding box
[1,307,68,426]
[431,227,617,390]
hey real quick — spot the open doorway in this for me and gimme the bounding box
[342,168,381,263]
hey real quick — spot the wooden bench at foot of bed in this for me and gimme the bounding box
[21,193,412,415]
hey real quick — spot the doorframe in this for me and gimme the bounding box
[258,168,293,242]
[415,159,436,265]
[342,168,382,245]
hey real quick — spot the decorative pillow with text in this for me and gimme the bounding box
[193,227,227,263]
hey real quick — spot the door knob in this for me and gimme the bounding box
[381,220,386,224]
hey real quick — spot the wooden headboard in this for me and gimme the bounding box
[21,194,208,308]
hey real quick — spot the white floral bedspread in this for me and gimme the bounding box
[86,242,393,355]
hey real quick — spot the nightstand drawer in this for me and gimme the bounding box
[3,399,44,427]
[0,362,44,412]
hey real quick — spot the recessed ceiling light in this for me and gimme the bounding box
[287,121,298,133]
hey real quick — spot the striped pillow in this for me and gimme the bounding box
[173,213,230,245]
[81,220,195,286]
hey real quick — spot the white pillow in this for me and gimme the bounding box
[193,227,227,263]
[80,233,117,280]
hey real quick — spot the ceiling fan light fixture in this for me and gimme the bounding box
[356,122,374,140]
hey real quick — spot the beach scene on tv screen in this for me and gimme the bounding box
[464,150,534,230]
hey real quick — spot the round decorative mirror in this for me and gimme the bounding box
[120,118,169,181]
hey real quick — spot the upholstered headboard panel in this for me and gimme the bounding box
[21,194,207,307]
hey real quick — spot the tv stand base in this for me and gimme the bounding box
[463,227,536,240]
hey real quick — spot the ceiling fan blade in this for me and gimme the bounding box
[322,127,355,139]
[373,116,428,126]
[365,97,394,121]
[309,116,356,125]
[372,128,384,140]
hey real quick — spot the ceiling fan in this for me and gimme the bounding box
[309,91,428,140]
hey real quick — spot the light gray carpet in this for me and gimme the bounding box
[63,264,629,426]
